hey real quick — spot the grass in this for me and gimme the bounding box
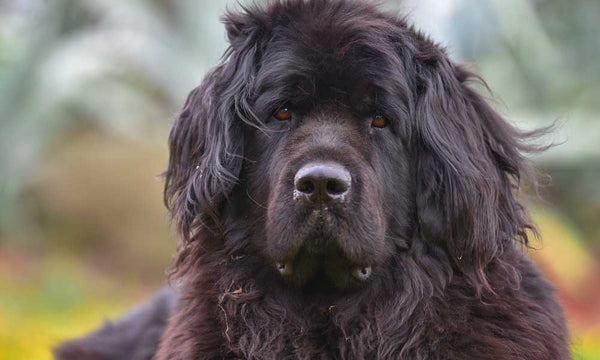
[0,251,148,360]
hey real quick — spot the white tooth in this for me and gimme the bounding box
[276,262,292,276]
[352,266,372,281]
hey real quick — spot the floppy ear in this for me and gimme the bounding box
[413,48,540,291]
[164,9,266,247]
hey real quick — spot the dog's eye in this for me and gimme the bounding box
[371,114,388,128]
[274,107,292,121]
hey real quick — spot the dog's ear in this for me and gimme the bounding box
[164,9,266,245]
[413,46,543,292]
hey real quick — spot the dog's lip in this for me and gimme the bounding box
[274,250,373,284]
[274,260,372,281]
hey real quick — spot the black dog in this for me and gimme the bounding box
[55,1,570,359]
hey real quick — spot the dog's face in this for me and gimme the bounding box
[243,35,415,288]
[165,0,533,293]
[246,102,411,288]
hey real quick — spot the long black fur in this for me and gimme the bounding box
[55,1,570,359]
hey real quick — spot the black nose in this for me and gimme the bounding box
[294,162,351,204]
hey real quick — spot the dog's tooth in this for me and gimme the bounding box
[351,266,372,281]
[276,261,292,276]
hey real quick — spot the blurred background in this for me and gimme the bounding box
[0,0,598,359]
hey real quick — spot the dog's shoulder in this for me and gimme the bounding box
[53,287,177,360]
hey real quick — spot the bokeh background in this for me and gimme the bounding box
[1,0,599,359]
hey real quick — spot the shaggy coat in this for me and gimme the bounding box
[55,1,570,359]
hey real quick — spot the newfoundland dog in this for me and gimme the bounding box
[55,0,571,359]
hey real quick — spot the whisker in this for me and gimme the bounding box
[246,189,268,209]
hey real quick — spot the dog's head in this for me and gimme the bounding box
[165,0,538,292]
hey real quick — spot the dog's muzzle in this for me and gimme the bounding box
[272,161,372,287]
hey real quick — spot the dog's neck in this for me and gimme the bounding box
[157,229,458,359]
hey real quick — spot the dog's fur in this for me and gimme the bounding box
[55,1,571,359]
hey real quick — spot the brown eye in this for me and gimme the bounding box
[274,107,292,121]
[371,114,388,128]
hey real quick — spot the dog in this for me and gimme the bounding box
[55,0,571,359]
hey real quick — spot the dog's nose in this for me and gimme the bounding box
[294,162,351,204]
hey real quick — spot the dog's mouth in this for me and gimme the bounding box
[267,192,379,289]
[274,240,373,289]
